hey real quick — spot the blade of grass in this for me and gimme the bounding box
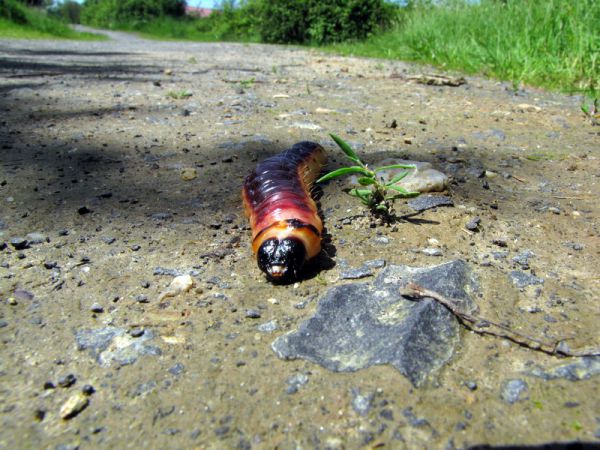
[330,133,361,164]
[316,166,371,183]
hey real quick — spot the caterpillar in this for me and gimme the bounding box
[242,142,326,282]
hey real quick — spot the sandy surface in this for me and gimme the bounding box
[1,29,599,449]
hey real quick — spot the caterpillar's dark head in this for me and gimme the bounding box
[257,237,306,282]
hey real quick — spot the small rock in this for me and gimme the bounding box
[58,374,77,388]
[43,261,57,270]
[168,363,185,376]
[245,309,261,319]
[81,384,95,396]
[257,320,278,333]
[340,266,373,280]
[10,237,28,250]
[136,294,149,303]
[90,303,104,313]
[78,206,92,215]
[509,270,544,288]
[492,238,508,247]
[351,388,373,416]
[180,168,197,181]
[60,392,89,419]
[422,247,443,256]
[500,379,529,404]
[157,274,194,301]
[130,244,141,251]
[408,195,453,212]
[26,232,47,244]
[101,236,116,245]
[465,216,481,231]
[512,250,535,270]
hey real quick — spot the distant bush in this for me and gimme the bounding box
[48,1,82,24]
[194,1,259,41]
[0,0,29,24]
[253,0,395,45]
[81,0,185,28]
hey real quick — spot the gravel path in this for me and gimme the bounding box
[1,29,599,449]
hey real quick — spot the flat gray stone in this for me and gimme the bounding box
[75,327,161,367]
[528,357,600,381]
[509,270,544,288]
[272,260,476,386]
[500,379,529,404]
[408,195,454,212]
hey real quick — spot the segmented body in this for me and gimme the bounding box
[242,142,326,280]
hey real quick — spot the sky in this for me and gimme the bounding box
[187,0,217,7]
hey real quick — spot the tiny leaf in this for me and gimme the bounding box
[387,184,420,197]
[316,166,370,183]
[386,170,410,185]
[375,164,416,172]
[330,133,361,164]
[358,176,375,186]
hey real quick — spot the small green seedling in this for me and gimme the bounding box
[317,133,420,217]
[166,90,193,100]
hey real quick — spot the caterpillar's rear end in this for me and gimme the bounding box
[242,142,326,282]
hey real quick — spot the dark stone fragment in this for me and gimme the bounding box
[33,409,45,421]
[245,309,261,319]
[408,195,454,212]
[77,206,91,215]
[465,380,478,391]
[153,267,183,277]
[101,236,116,245]
[130,245,141,251]
[82,384,95,396]
[0,242,6,251]
[58,374,77,388]
[214,426,230,437]
[272,260,477,386]
[168,363,185,376]
[512,250,535,270]
[10,238,28,250]
[58,229,69,236]
[75,326,161,367]
[380,409,394,421]
[509,270,544,288]
[465,216,481,231]
[402,407,430,427]
[529,357,600,381]
[492,238,508,247]
[340,266,372,280]
[136,294,149,303]
[44,261,58,269]
[129,328,145,337]
[500,379,529,404]
[90,303,104,313]
[43,381,55,390]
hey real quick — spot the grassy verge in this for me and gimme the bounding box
[326,0,599,96]
[118,16,258,43]
[0,1,105,40]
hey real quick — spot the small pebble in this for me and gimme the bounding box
[10,238,28,250]
[422,247,443,256]
[168,363,185,376]
[90,302,104,313]
[465,216,481,231]
[58,374,77,388]
[130,244,141,251]
[43,381,55,390]
[81,384,95,396]
[43,261,57,269]
[78,206,92,215]
[60,393,89,420]
[141,281,150,288]
[129,328,145,337]
[500,379,529,404]
[136,294,149,303]
[245,309,261,319]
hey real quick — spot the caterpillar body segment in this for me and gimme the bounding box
[242,142,326,281]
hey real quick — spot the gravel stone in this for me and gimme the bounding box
[500,379,529,404]
[509,270,544,288]
[408,195,454,212]
[272,260,477,386]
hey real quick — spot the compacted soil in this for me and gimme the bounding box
[0,29,599,449]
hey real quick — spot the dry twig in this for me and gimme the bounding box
[400,282,600,358]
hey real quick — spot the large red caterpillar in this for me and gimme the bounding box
[242,142,326,281]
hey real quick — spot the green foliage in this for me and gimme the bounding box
[253,0,394,45]
[318,134,419,217]
[328,0,599,95]
[48,1,82,24]
[0,0,104,39]
[81,0,185,28]
[192,1,259,41]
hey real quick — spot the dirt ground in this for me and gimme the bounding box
[1,29,599,449]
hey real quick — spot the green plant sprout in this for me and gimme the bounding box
[317,133,420,216]
[166,90,193,99]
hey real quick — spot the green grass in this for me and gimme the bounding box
[0,1,105,40]
[124,16,259,43]
[327,0,599,96]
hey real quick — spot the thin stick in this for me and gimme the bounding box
[400,283,600,358]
